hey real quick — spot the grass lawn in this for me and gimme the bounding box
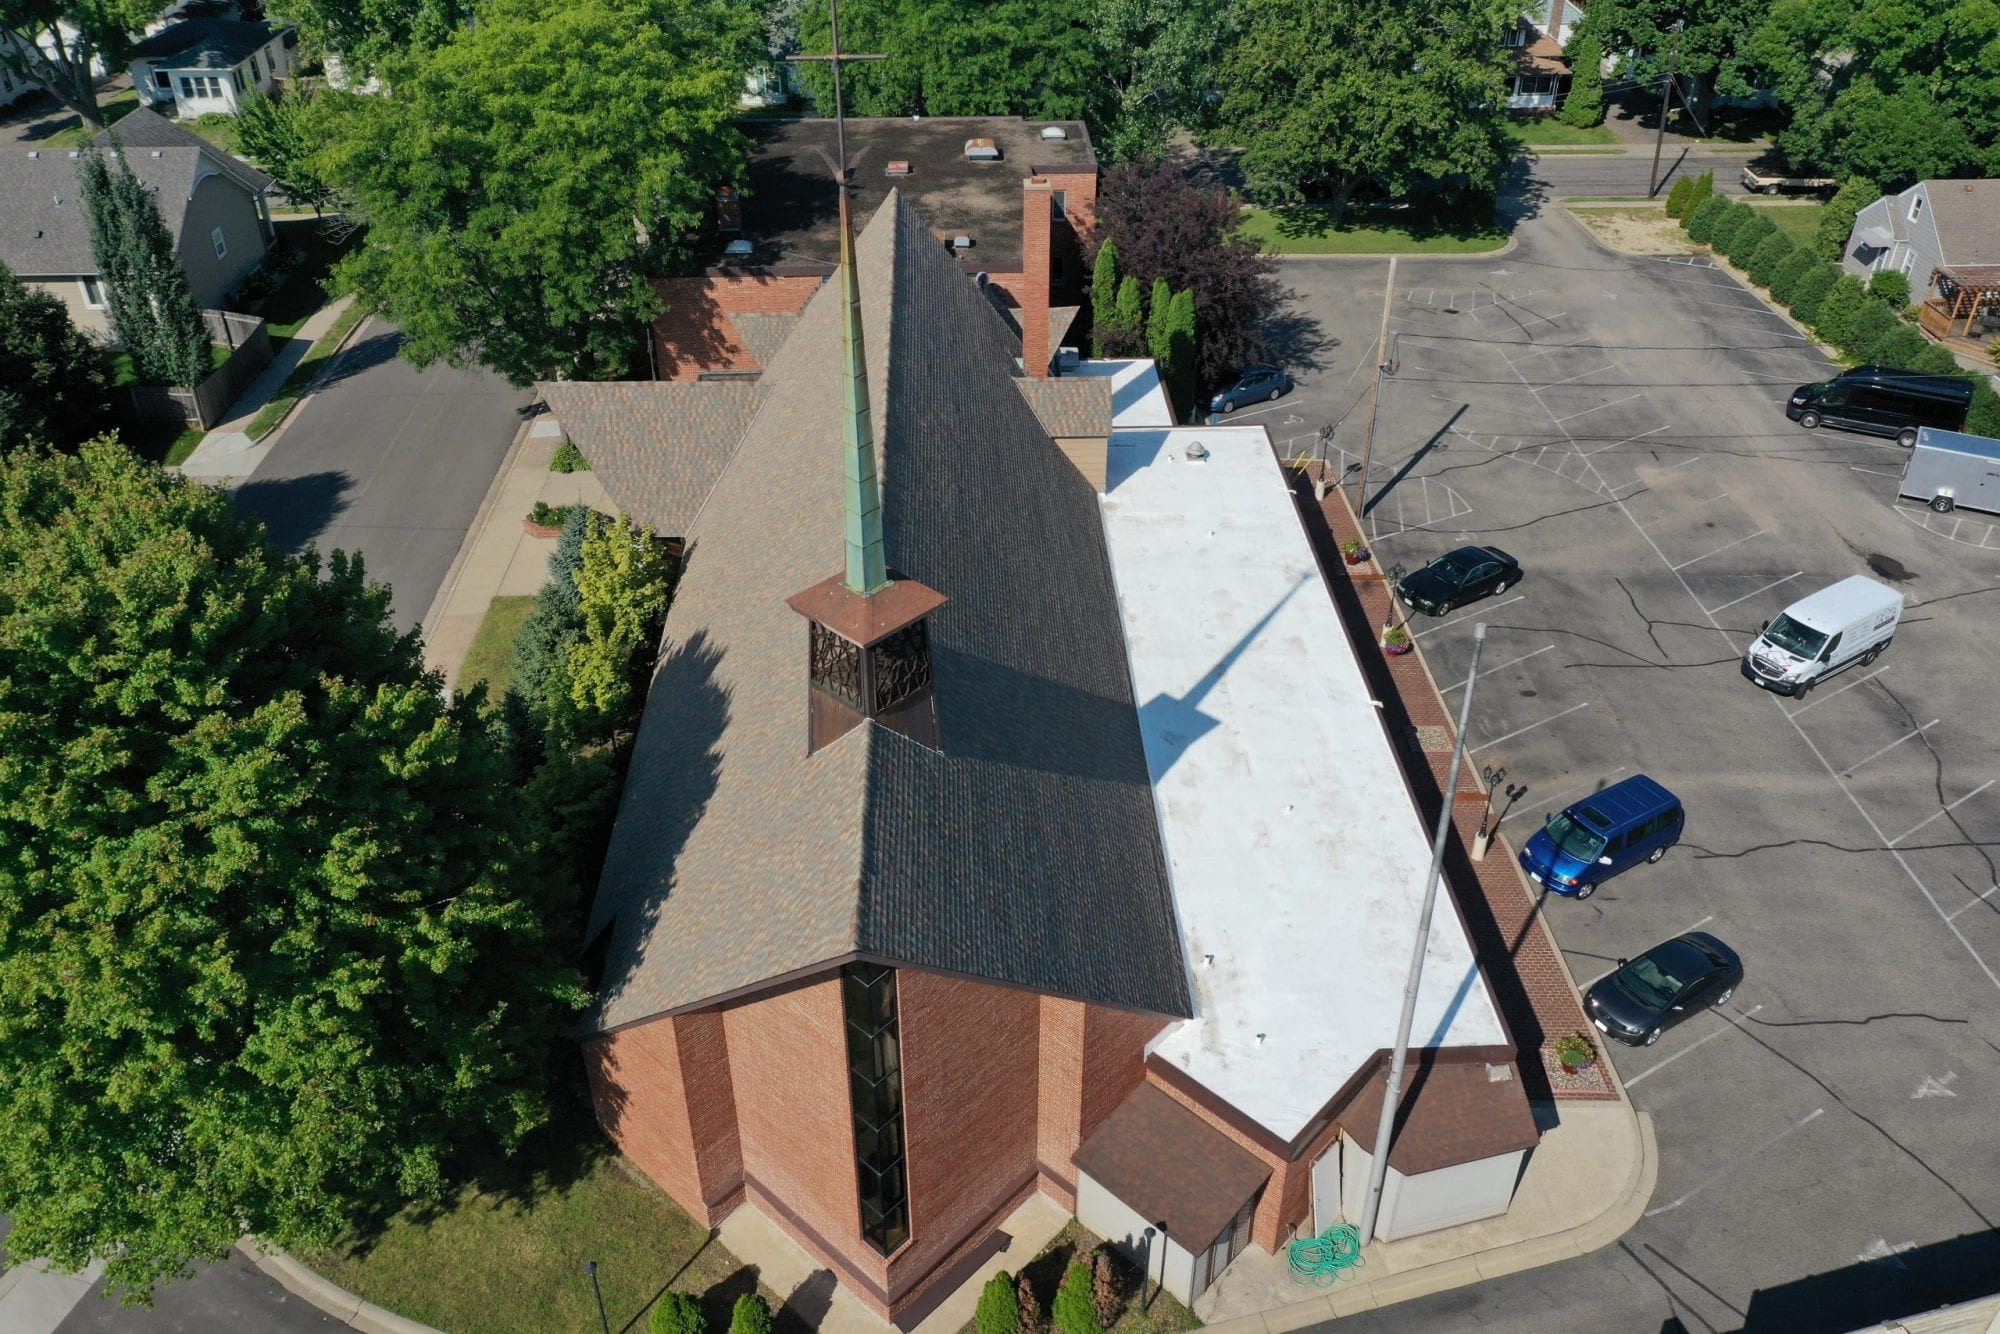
[246,300,369,440]
[184,111,240,155]
[109,342,232,388]
[1755,201,1826,245]
[1240,206,1506,255]
[956,1220,1201,1334]
[458,596,536,697]
[301,1107,780,1334]
[1501,116,1619,147]
[49,88,139,147]
[112,417,207,466]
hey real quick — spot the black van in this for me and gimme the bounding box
[1787,367,1973,446]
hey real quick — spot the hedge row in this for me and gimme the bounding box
[1680,195,2000,436]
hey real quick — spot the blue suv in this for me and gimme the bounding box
[1519,775,1683,900]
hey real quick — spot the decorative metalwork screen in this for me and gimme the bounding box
[810,622,865,712]
[870,620,932,713]
[843,963,908,1254]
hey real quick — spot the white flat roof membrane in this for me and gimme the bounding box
[1070,358,1177,428]
[1100,426,1508,1142]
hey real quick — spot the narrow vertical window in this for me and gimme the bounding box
[842,963,907,1254]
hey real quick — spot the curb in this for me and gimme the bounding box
[418,404,539,684]
[1274,234,1520,263]
[246,301,376,451]
[234,1239,444,1334]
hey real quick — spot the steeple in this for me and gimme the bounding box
[786,0,945,755]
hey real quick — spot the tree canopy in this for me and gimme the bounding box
[0,440,589,1296]
[0,261,110,450]
[76,145,213,388]
[315,0,761,385]
[1216,0,1513,222]
[267,0,466,77]
[1585,0,1771,109]
[0,0,165,125]
[236,89,340,217]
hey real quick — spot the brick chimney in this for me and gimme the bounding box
[1020,177,1054,378]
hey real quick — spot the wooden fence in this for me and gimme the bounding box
[125,311,273,430]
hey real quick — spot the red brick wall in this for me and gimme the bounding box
[651,273,824,381]
[1020,178,1054,377]
[1034,999,1164,1208]
[583,1011,743,1224]
[1041,169,1097,308]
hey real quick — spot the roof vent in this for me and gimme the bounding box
[884,159,911,176]
[1057,346,1080,369]
[67,150,78,158]
[1184,441,1210,463]
[951,234,973,250]
[25,150,37,158]
[32,229,42,239]
[1040,125,1068,141]
[150,149,163,157]
[963,137,1001,162]
[722,238,754,260]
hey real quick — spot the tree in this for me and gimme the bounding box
[1723,211,1776,268]
[1160,287,1196,423]
[0,261,110,450]
[650,1291,707,1334]
[1587,0,1769,116]
[268,0,469,78]
[729,1294,775,1334]
[565,513,671,737]
[0,439,589,1298]
[1145,275,1172,357]
[511,506,594,733]
[1705,199,1753,252]
[1968,381,2000,437]
[316,0,761,385]
[1664,175,1694,219]
[1558,33,1605,127]
[1217,0,1511,224]
[1908,343,1962,376]
[1684,192,1729,243]
[1867,268,1910,308]
[791,0,1112,125]
[76,144,213,388]
[1089,236,1119,356]
[1747,231,1796,287]
[976,1271,1022,1334]
[1091,0,1230,161]
[1813,272,1869,347]
[0,0,166,126]
[1787,262,1838,324]
[1054,1260,1103,1334]
[1814,178,1877,262]
[1686,170,1715,214]
[1110,274,1145,356]
[1768,247,1817,304]
[1845,298,1898,359]
[235,89,339,217]
[1870,322,1929,367]
[1094,158,1283,386]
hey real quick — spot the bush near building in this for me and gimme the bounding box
[1769,249,1818,305]
[1787,264,1838,324]
[1684,193,1729,244]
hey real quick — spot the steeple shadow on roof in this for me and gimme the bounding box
[586,191,1188,1031]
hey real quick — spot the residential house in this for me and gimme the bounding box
[650,116,1097,384]
[0,107,274,334]
[538,183,1543,1321]
[129,18,291,119]
[1503,0,1582,111]
[1845,179,2000,345]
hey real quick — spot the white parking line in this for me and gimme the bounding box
[1887,780,1996,847]
[1697,491,1731,505]
[1554,393,1645,424]
[1679,914,1716,935]
[1704,572,1803,615]
[1641,1104,1821,1215]
[1410,594,1525,639]
[1788,665,1889,717]
[1443,645,1554,692]
[1842,721,1938,776]
[1500,768,1633,826]
[1626,1006,1764,1089]
[1672,456,1703,468]
[1581,424,1671,457]
[1470,702,1590,755]
[1946,884,2000,921]
[1851,465,1902,479]
[1670,528,1765,571]
[1541,364,1617,388]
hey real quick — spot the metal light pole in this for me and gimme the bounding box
[1142,1226,1157,1310]
[1353,257,1398,524]
[586,1260,610,1334]
[1359,622,1489,1245]
[1648,22,1683,198]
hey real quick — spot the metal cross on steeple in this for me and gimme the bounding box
[791,0,890,595]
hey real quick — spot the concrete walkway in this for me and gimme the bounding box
[0,1257,102,1334]
[179,296,356,484]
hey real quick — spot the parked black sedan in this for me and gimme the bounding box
[1209,365,1292,413]
[1584,932,1742,1047]
[1395,546,1521,616]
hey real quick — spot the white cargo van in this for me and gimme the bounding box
[1741,575,1902,699]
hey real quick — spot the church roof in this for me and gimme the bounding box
[537,380,762,537]
[586,191,1189,1032]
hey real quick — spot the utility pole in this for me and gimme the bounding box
[1352,255,1397,524]
[1359,622,1488,1246]
[1648,23,1682,198]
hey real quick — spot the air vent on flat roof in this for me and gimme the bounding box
[885,160,911,176]
[1185,441,1210,463]
[723,238,754,260]
[1057,347,1080,369]
[951,234,973,250]
[25,150,37,158]
[1040,125,1068,141]
[150,149,163,157]
[963,138,1000,162]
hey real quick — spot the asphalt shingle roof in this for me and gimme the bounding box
[587,191,1188,1031]
[0,109,269,277]
[129,18,282,69]
[537,381,762,537]
[1926,179,2000,266]
[1016,375,1111,437]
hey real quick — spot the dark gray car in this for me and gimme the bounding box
[1209,364,1292,413]
[1584,931,1742,1047]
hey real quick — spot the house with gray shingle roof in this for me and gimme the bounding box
[0,107,274,334]
[128,18,291,119]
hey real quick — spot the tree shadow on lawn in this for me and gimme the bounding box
[1267,201,1509,245]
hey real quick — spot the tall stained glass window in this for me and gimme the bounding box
[843,963,908,1254]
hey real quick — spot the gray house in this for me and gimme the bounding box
[1843,179,2000,289]
[0,107,274,336]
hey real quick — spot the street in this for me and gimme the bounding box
[1526,145,1764,199]
[1258,192,2000,1333]
[231,317,530,633]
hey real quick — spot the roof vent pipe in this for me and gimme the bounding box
[1185,441,1210,463]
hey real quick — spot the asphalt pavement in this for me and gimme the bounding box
[1261,193,2000,1333]
[230,317,530,633]
[1526,146,1762,199]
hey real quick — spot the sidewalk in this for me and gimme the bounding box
[418,412,612,690]
[178,295,356,484]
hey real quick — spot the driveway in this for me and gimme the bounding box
[232,317,530,633]
[1268,200,2000,1332]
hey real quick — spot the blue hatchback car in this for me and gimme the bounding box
[1519,775,1683,899]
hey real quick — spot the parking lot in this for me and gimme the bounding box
[1263,202,2000,1330]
